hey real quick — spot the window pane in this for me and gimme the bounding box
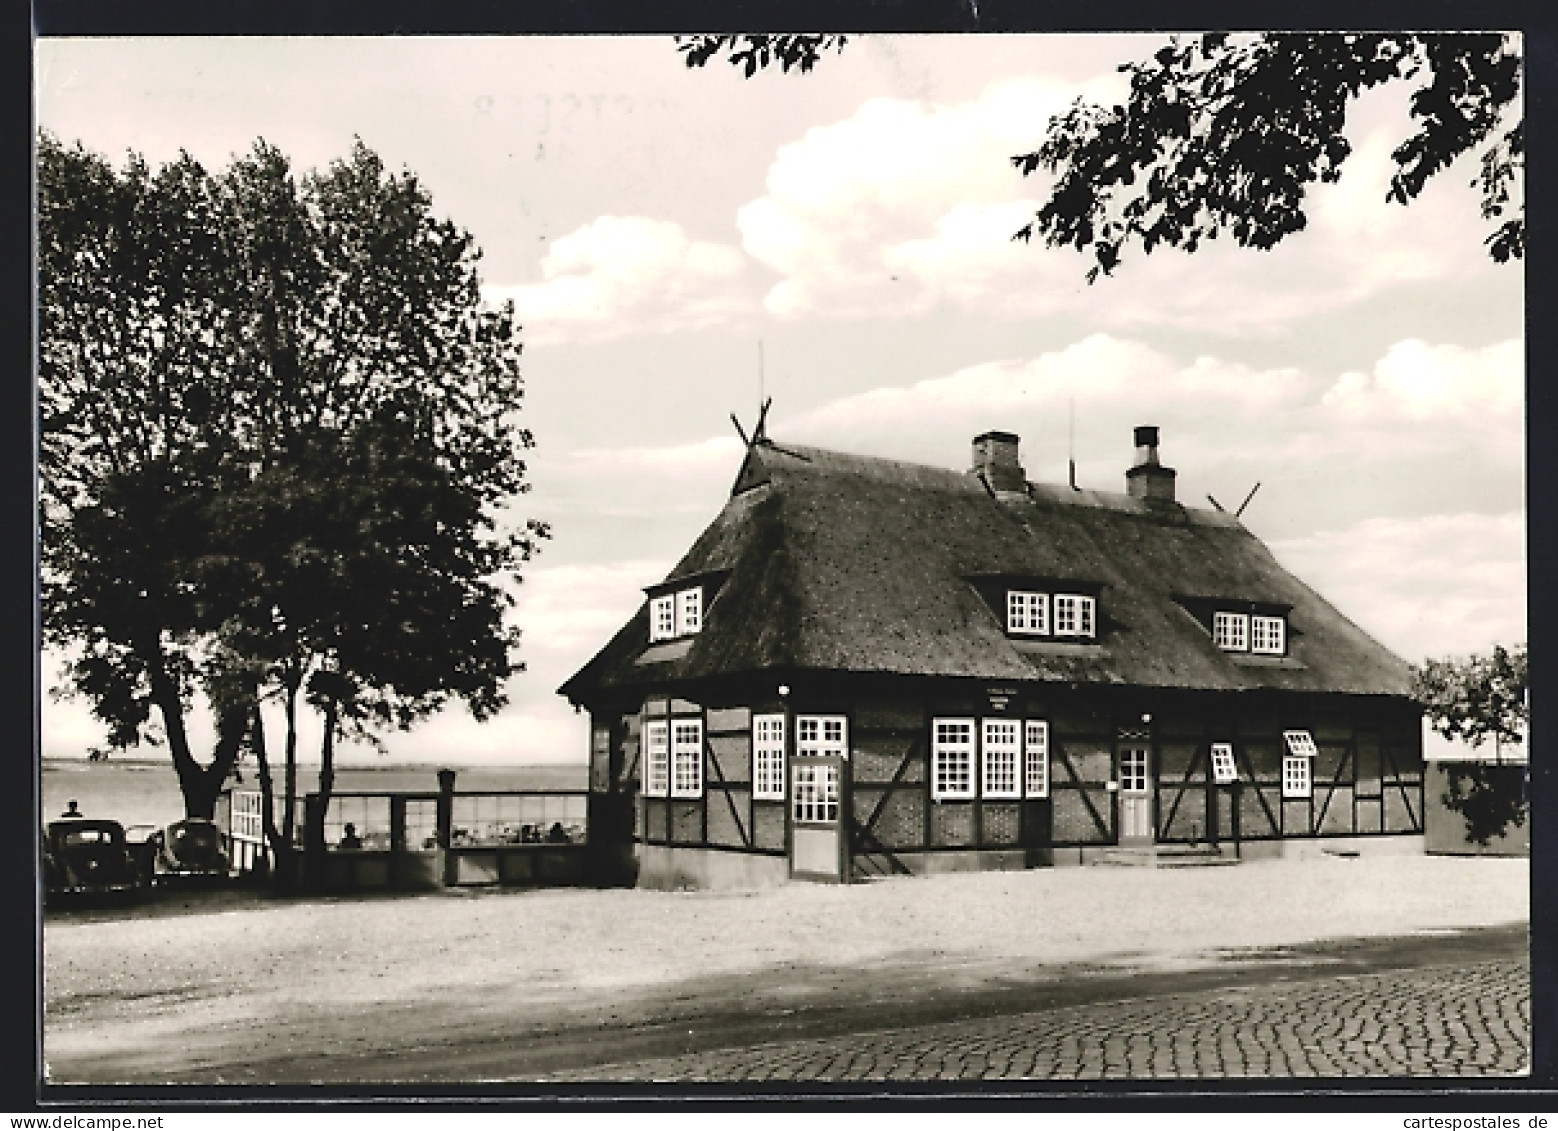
[650,596,675,642]
[1214,612,1248,651]
[677,587,702,635]
[933,718,975,800]
[672,719,703,797]
[1252,615,1285,654]
[1210,742,1238,784]
[1025,720,1049,798]
[797,715,847,758]
[644,720,669,796]
[1007,590,1048,634]
[752,714,785,800]
[982,719,1021,798]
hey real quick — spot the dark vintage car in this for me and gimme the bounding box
[147,817,230,882]
[42,817,143,902]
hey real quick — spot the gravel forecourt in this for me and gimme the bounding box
[43,854,1530,1085]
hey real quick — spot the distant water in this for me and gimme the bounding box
[41,759,587,829]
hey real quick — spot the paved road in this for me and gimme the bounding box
[543,958,1529,1082]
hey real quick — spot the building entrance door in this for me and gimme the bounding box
[789,754,849,882]
[1118,738,1155,844]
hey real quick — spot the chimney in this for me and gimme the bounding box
[971,431,1027,499]
[1125,425,1177,503]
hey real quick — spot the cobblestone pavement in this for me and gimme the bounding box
[544,958,1529,1082]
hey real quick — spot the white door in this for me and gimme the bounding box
[1118,742,1154,844]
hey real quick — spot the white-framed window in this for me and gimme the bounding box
[648,586,703,642]
[1210,742,1238,784]
[797,715,848,758]
[752,714,786,800]
[671,718,703,798]
[792,763,839,824]
[1024,719,1050,798]
[1054,594,1096,638]
[1281,730,1316,799]
[1251,614,1285,654]
[1213,611,1249,651]
[981,719,1022,799]
[678,587,702,635]
[1282,755,1312,799]
[932,718,976,800]
[1007,590,1049,635]
[642,720,669,797]
[649,595,676,643]
[1282,730,1319,758]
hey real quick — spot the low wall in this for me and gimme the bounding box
[636,845,789,891]
[1424,763,1529,857]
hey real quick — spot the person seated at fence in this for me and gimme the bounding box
[338,822,363,850]
[546,821,571,844]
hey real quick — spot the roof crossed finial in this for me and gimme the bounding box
[730,396,773,450]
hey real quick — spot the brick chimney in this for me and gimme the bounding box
[1125,425,1177,503]
[971,431,1027,499]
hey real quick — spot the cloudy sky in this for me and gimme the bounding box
[35,34,1525,765]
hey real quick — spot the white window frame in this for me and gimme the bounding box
[752,714,786,801]
[649,595,676,643]
[792,763,839,824]
[677,587,703,636]
[1213,611,1249,651]
[670,718,704,799]
[1210,742,1238,785]
[642,720,669,797]
[1024,719,1050,799]
[981,719,1022,799]
[1283,730,1319,758]
[1282,755,1312,799]
[1251,614,1285,655]
[1054,594,1096,638]
[932,718,976,801]
[796,715,848,759]
[1281,730,1316,799]
[1007,590,1049,635]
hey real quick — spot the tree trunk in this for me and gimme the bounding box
[141,636,248,819]
[317,695,339,833]
[251,702,297,892]
[280,674,301,847]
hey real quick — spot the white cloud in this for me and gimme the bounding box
[781,334,1315,469]
[1323,338,1523,421]
[1268,512,1525,661]
[736,72,1511,332]
[738,75,1118,319]
[489,216,756,344]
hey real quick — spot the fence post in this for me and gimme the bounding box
[437,769,457,886]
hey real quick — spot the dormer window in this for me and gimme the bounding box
[1007,591,1049,635]
[1053,594,1096,638]
[1251,615,1285,654]
[1213,609,1286,654]
[1213,611,1248,651]
[649,586,703,642]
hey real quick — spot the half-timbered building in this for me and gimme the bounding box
[560,426,1424,888]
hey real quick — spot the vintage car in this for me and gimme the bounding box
[42,817,143,902]
[147,817,230,881]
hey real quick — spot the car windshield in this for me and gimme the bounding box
[62,828,114,846]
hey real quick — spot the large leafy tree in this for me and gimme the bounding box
[678,32,1523,277]
[39,136,250,818]
[1412,644,1528,845]
[39,134,545,832]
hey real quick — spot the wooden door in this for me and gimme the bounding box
[1118,741,1155,844]
[789,755,849,883]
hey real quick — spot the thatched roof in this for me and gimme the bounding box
[559,440,1414,706]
